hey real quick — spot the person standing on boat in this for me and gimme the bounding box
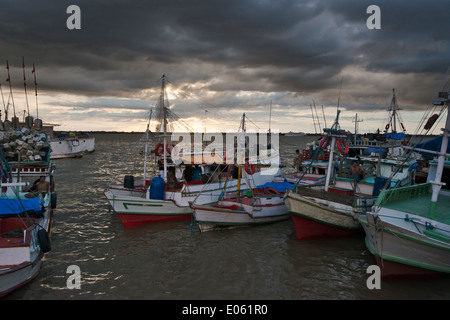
[349,160,366,190]
[293,149,303,172]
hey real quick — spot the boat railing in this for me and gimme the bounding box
[350,139,382,148]
[375,183,431,206]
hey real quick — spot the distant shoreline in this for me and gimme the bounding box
[53,130,440,138]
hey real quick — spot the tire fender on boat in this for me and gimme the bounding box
[51,192,57,209]
[37,228,51,253]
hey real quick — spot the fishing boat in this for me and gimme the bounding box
[0,133,55,297]
[284,131,306,136]
[359,80,450,278]
[50,131,95,159]
[191,125,290,232]
[347,89,409,158]
[284,108,418,241]
[105,75,280,228]
[284,113,364,241]
[191,182,290,232]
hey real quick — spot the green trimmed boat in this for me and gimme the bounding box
[359,82,450,278]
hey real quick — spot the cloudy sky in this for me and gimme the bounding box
[0,0,448,133]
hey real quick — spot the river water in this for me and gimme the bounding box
[5,133,450,301]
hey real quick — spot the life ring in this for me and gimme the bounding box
[154,142,175,156]
[37,228,51,253]
[337,138,349,155]
[245,162,257,175]
[319,136,330,149]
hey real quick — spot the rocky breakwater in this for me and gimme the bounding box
[1,127,51,162]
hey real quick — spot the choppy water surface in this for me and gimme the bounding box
[5,133,450,300]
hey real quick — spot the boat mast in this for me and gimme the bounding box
[160,74,168,181]
[324,110,339,192]
[353,113,363,145]
[269,100,272,135]
[143,109,152,180]
[237,113,246,198]
[429,85,449,218]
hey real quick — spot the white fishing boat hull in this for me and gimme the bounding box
[0,162,55,297]
[192,197,289,232]
[104,190,192,228]
[50,136,95,159]
[0,255,43,298]
[273,173,326,185]
[222,195,288,219]
[0,224,45,297]
[105,169,280,228]
[359,209,450,278]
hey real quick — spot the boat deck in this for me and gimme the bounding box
[378,184,450,224]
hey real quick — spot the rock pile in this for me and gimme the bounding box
[0,127,50,162]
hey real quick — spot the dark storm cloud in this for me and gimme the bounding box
[0,0,448,118]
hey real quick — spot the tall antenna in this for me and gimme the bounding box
[22,57,30,116]
[313,99,322,132]
[337,77,343,110]
[32,62,39,119]
[352,113,363,144]
[321,105,327,128]
[310,103,317,134]
[269,100,272,134]
[6,60,17,128]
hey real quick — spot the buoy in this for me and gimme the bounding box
[245,162,257,175]
[424,114,439,130]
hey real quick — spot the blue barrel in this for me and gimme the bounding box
[193,167,201,180]
[372,176,389,196]
[149,177,165,200]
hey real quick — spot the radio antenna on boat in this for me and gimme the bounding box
[269,100,272,135]
[336,77,343,111]
[32,62,39,120]
[0,80,5,120]
[321,104,327,128]
[310,104,317,134]
[22,57,30,117]
[5,60,17,126]
[313,100,322,132]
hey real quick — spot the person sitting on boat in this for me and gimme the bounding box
[183,165,193,181]
[293,149,303,171]
[349,160,366,190]
[166,167,181,190]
